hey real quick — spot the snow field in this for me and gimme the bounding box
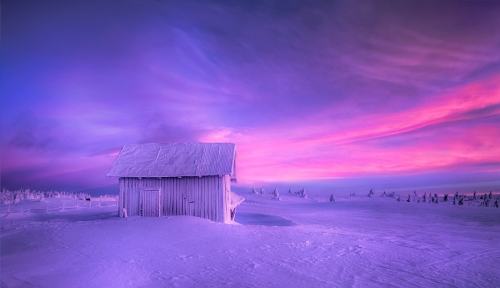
[1,192,499,288]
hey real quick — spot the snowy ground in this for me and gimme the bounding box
[1,193,499,288]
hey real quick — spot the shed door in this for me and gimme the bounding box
[187,189,195,216]
[183,188,195,216]
[140,189,161,217]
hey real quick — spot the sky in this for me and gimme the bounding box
[1,0,500,192]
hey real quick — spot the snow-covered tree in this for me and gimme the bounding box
[458,197,464,206]
[298,188,307,198]
[272,188,280,200]
[368,188,374,198]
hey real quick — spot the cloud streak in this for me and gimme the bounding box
[227,75,500,182]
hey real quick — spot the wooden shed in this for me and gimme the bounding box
[107,143,244,223]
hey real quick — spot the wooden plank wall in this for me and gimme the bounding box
[119,176,230,222]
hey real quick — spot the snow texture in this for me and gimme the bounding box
[1,193,499,288]
[107,143,236,178]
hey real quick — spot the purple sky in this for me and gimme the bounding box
[1,0,500,191]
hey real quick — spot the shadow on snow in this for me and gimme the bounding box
[235,212,295,226]
[29,210,118,222]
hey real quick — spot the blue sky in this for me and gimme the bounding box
[1,0,500,191]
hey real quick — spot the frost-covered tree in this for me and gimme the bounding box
[368,189,374,198]
[458,196,464,206]
[484,197,490,207]
[272,188,280,200]
[298,188,307,198]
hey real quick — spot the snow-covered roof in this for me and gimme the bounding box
[107,143,236,178]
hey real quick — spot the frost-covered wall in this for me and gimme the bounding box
[119,176,232,223]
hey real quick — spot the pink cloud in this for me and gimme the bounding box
[207,75,500,183]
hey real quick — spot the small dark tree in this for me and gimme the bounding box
[368,188,374,198]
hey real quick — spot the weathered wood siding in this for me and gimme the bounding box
[119,176,231,222]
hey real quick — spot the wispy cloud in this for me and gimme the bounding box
[225,75,500,182]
